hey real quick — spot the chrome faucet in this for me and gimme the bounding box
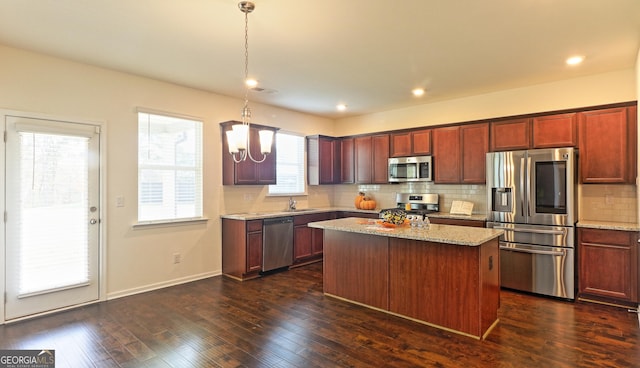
[288,197,297,211]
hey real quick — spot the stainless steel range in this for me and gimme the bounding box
[394,193,439,215]
[486,147,577,300]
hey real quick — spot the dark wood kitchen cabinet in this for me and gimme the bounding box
[578,228,638,306]
[390,129,431,157]
[340,137,355,183]
[293,212,335,266]
[490,118,531,151]
[532,113,577,148]
[578,106,637,184]
[307,135,341,185]
[222,218,263,280]
[355,134,389,184]
[221,121,278,185]
[433,123,488,184]
[427,217,485,227]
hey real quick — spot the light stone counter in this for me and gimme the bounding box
[220,207,378,220]
[308,217,503,246]
[576,220,640,232]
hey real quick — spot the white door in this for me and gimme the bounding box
[5,116,100,320]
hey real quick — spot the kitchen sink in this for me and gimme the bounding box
[285,208,318,212]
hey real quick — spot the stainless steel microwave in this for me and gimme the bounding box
[388,156,433,182]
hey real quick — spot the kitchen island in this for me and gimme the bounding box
[308,217,504,339]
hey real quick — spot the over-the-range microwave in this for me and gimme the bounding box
[388,156,433,182]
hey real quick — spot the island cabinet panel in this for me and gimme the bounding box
[323,231,390,310]
[222,218,263,280]
[532,113,577,148]
[340,137,355,183]
[578,228,638,305]
[490,118,531,151]
[389,238,499,338]
[578,106,637,184]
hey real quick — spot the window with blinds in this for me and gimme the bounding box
[268,132,306,195]
[137,112,203,222]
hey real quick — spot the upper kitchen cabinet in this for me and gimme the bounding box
[307,135,341,185]
[490,118,531,151]
[341,137,355,184]
[355,134,390,184]
[433,124,488,184]
[532,113,577,148]
[390,129,431,157]
[491,114,579,151]
[221,121,278,185]
[579,106,637,184]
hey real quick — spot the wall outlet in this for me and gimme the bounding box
[173,253,181,264]
[116,195,125,207]
[243,193,254,201]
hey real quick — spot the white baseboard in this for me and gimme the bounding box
[106,270,222,300]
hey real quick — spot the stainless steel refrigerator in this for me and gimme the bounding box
[487,147,577,299]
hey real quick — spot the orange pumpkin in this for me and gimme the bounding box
[360,197,377,210]
[355,192,365,209]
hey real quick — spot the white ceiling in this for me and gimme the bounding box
[0,0,639,118]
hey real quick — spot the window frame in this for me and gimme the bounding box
[268,130,307,197]
[135,109,205,227]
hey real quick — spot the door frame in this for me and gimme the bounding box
[0,109,107,324]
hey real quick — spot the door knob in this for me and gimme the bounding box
[90,219,98,225]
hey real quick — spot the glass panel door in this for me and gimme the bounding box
[5,116,100,321]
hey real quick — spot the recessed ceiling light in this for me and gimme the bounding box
[412,88,425,97]
[566,56,584,66]
[336,104,347,111]
[245,78,258,88]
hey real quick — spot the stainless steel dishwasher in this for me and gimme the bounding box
[262,216,294,272]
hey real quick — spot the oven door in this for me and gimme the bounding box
[500,242,575,299]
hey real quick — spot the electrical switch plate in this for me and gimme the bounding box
[116,196,125,207]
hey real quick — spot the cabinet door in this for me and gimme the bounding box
[293,225,313,261]
[579,107,635,183]
[390,132,412,157]
[372,134,390,184]
[320,138,340,184]
[246,231,263,273]
[490,119,531,151]
[532,113,577,148]
[341,137,355,184]
[412,129,432,155]
[354,136,372,183]
[221,122,277,185]
[578,228,637,303]
[461,123,488,183]
[433,126,461,183]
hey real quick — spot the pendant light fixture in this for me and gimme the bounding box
[226,1,274,163]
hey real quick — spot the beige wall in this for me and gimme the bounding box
[0,42,638,312]
[0,45,334,301]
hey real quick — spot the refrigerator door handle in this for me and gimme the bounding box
[500,244,566,256]
[519,157,525,217]
[526,156,532,217]
[493,226,566,235]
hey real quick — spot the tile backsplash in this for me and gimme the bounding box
[221,182,638,225]
[579,184,638,223]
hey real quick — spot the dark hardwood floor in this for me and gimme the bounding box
[1,262,639,367]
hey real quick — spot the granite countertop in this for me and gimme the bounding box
[220,208,488,221]
[308,217,503,247]
[576,220,640,232]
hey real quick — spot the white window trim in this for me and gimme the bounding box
[267,130,308,197]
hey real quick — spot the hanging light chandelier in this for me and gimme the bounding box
[225,1,274,163]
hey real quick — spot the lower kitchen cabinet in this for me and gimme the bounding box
[336,211,379,219]
[222,218,263,280]
[293,213,335,266]
[578,228,638,306]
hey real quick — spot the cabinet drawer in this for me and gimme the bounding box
[247,220,263,232]
[579,228,634,246]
